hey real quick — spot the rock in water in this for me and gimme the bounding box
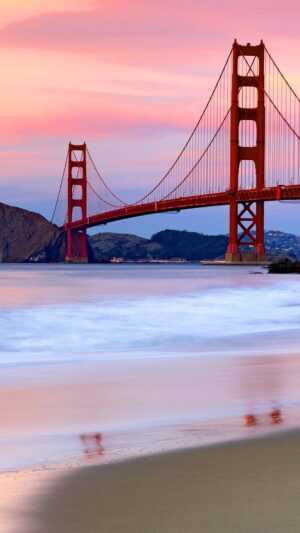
[268,257,300,273]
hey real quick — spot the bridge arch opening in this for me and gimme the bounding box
[71,206,84,222]
[72,185,83,200]
[238,87,258,109]
[239,120,257,147]
[238,160,256,190]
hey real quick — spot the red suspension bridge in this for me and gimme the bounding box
[51,40,300,263]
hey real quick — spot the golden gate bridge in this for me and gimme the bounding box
[51,40,300,263]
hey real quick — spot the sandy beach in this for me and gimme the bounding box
[1,265,300,532]
[18,428,300,533]
[2,353,300,532]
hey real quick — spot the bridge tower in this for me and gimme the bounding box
[226,40,266,263]
[65,143,88,263]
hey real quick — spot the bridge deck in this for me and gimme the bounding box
[66,185,300,231]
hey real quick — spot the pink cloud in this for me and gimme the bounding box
[0,0,300,66]
[0,4,221,68]
[0,95,196,142]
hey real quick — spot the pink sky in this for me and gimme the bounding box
[1,0,300,234]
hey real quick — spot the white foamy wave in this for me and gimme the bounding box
[1,274,300,365]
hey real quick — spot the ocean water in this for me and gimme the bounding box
[1,263,300,365]
[1,263,300,470]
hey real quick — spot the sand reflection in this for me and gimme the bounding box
[79,432,104,459]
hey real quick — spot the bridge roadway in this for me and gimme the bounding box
[65,184,300,231]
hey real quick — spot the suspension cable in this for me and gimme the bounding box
[265,92,300,140]
[85,47,233,207]
[160,57,259,200]
[87,148,128,206]
[242,55,300,140]
[51,149,68,224]
[161,108,231,200]
[87,181,122,209]
[265,46,300,105]
[132,47,233,204]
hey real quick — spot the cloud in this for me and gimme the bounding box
[0,2,228,67]
[0,97,194,142]
[0,0,300,63]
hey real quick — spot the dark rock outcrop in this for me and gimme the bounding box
[268,258,300,274]
[0,202,65,262]
[27,228,66,263]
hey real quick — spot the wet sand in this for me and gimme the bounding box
[25,429,300,533]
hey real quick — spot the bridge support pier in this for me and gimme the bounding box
[66,229,88,264]
[225,200,266,262]
[65,143,88,263]
[225,40,266,263]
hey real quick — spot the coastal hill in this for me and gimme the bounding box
[0,202,64,262]
[0,201,299,262]
[90,230,228,262]
[91,230,300,262]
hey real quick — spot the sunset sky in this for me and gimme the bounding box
[1,0,300,236]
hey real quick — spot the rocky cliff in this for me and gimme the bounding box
[0,202,65,262]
